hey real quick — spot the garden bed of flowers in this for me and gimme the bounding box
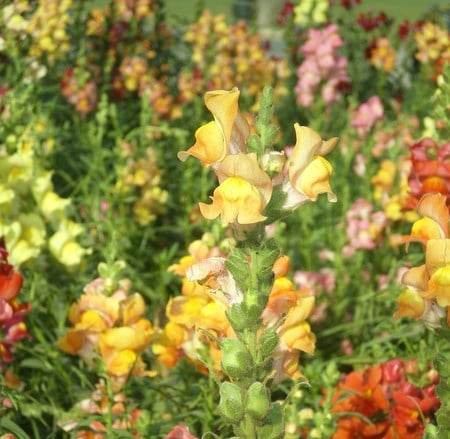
[1,0,450,438]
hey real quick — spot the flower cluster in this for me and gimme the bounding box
[1,1,31,44]
[57,261,155,384]
[115,142,168,226]
[395,193,450,328]
[414,21,450,80]
[342,198,387,257]
[369,37,397,73]
[178,87,337,228]
[26,0,73,62]
[178,11,290,106]
[371,158,417,224]
[61,379,144,438]
[406,137,450,210]
[152,233,234,374]
[154,234,316,382]
[357,11,390,32]
[82,0,180,120]
[350,95,384,137]
[330,359,439,438]
[293,0,328,27]
[60,67,98,116]
[0,114,89,268]
[0,238,30,369]
[295,24,350,108]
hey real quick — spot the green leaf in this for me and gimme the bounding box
[257,326,279,362]
[225,247,250,292]
[0,418,31,439]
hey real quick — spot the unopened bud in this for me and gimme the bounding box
[221,338,253,380]
[261,151,286,176]
[245,382,271,420]
[219,382,245,423]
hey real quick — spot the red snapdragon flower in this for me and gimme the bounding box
[397,20,411,40]
[357,11,390,31]
[340,0,361,9]
[277,2,295,25]
[0,238,31,367]
[406,138,450,209]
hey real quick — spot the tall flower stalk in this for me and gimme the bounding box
[178,85,338,437]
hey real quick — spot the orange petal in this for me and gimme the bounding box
[417,193,448,238]
[401,264,429,291]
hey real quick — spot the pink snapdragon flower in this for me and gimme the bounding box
[343,198,387,257]
[295,24,350,107]
[351,96,384,137]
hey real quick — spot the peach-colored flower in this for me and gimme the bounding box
[396,193,450,327]
[199,153,272,225]
[370,37,396,72]
[186,257,243,305]
[283,124,337,209]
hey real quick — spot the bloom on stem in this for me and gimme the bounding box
[395,193,450,327]
[283,124,337,210]
[199,153,273,225]
[57,268,155,381]
[0,238,31,368]
[178,88,249,167]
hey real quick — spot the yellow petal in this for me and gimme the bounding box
[425,239,450,277]
[215,153,273,205]
[56,329,86,355]
[417,193,448,238]
[122,293,146,326]
[409,218,443,245]
[428,266,450,307]
[76,309,110,332]
[289,124,337,180]
[178,121,225,165]
[298,156,336,202]
[199,176,266,225]
[105,349,137,376]
[204,87,240,149]
[393,289,425,319]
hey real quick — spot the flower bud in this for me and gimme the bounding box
[261,151,286,177]
[219,382,245,423]
[221,338,253,380]
[245,382,271,420]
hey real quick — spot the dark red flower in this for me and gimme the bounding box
[398,20,411,40]
[277,2,295,25]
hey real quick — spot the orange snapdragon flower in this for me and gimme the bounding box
[331,365,391,439]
